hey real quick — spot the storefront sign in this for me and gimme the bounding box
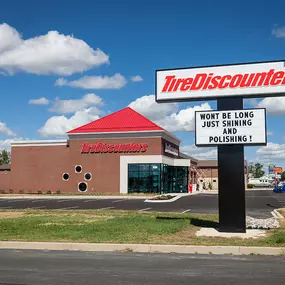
[81,142,148,154]
[156,61,285,102]
[274,167,283,174]
[164,143,179,156]
[195,109,266,146]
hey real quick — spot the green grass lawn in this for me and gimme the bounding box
[0,210,284,247]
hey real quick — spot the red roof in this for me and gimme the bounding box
[67,107,164,134]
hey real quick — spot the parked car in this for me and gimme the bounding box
[273,182,285,193]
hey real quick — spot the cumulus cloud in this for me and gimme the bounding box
[49,93,103,114]
[129,94,211,132]
[0,137,28,151]
[180,144,217,160]
[28,97,49,105]
[38,107,100,137]
[129,94,178,121]
[272,26,285,38]
[0,23,109,76]
[55,73,127,89]
[131,75,143,82]
[256,97,285,115]
[256,142,285,161]
[0,122,16,136]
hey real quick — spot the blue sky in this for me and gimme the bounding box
[0,0,285,171]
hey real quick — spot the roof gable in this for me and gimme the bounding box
[67,107,164,134]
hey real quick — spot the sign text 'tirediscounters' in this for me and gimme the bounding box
[195,109,266,146]
[156,61,285,102]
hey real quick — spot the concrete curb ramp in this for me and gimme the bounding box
[0,241,284,256]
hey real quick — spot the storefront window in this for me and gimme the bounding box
[128,164,188,194]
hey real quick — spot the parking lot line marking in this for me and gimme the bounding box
[32,200,48,203]
[112,199,125,203]
[97,207,115,210]
[83,200,98,203]
[139,208,151,211]
[0,206,13,209]
[181,209,191,213]
[60,206,79,210]
[57,200,71,203]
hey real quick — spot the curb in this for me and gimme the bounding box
[0,241,284,256]
[274,209,284,219]
[145,192,199,203]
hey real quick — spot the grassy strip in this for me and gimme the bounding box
[0,210,284,247]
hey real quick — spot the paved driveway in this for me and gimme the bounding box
[0,190,283,218]
[0,250,284,285]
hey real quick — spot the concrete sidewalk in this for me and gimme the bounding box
[0,241,283,256]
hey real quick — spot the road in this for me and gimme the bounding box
[0,190,284,218]
[0,249,284,285]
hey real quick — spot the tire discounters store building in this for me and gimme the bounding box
[0,107,198,194]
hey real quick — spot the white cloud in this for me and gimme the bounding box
[272,26,285,38]
[256,142,285,161]
[28,97,49,105]
[0,122,16,136]
[0,23,109,76]
[129,94,211,132]
[267,131,273,136]
[49,93,103,114]
[55,73,127,89]
[38,107,100,137]
[0,137,28,151]
[180,144,217,160]
[256,97,285,115]
[131,75,143,82]
[129,94,178,121]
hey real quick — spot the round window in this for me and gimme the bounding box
[62,173,69,181]
[84,173,92,181]
[75,165,82,173]
[78,182,87,192]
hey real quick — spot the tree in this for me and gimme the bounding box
[0,150,11,165]
[281,172,285,181]
[254,163,265,178]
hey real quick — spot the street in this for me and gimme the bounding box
[0,190,283,218]
[0,249,284,285]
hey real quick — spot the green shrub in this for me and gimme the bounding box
[0,189,5,194]
[247,184,254,189]
[208,182,213,190]
[9,189,13,194]
[19,189,24,194]
[46,190,52,194]
[56,190,61,194]
[37,190,43,194]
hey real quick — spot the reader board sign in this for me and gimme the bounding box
[195,108,266,147]
[156,60,285,102]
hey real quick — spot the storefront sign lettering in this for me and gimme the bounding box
[81,142,148,154]
[164,143,179,156]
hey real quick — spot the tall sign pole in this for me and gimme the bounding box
[217,98,245,232]
[155,60,285,233]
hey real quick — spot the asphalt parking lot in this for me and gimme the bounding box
[0,190,283,218]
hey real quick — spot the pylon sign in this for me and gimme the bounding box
[155,60,285,233]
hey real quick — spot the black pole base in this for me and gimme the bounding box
[217,98,246,233]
